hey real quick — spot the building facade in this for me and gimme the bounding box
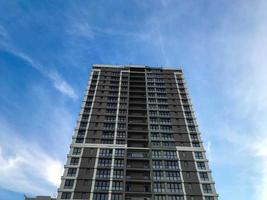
[57,65,218,200]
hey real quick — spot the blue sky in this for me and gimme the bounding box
[0,0,267,199]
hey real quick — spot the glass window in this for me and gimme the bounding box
[111,194,123,200]
[99,149,113,157]
[95,181,109,190]
[197,162,206,170]
[70,157,79,165]
[165,160,179,169]
[154,182,165,192]
[112,181,123,190]
[194,152,204,159]
[113,170,124,179]
[96,169,110,178]
[67,168,77,177]
[64,179,74,189]
[61,192,71,199]
[167,183,182,193]
[115,149,125,157]
[93,193,108,200]
[202,184,212,193]
[114,159,124,167]
[166,171,180,180]
[153,171,164,180]
[199,172,209,181]
[98,159,111,167]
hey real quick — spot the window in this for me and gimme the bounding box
[153,160,163,169]
[117,131,125,138]
[96,169,110,178]
[95,181,109,190]
[101,139,113,144]
[161,125,172,131]
[166,171,180,180]
[115,149,125,157]
[153,171,164,180]
[103,131,114,138]
[99,149,113,157]
[73,147,82,155]
[202,184,212,193]
[75,138,84,143]
[98,159,111,167]
[199,172,209,181]
[64,179,74,189]
[107,103,117,108]
[70,157,79,165]
[105,116,116,122]
[165,160,179,169]
[80,122,87,128]
[112,181,123,190]
[164,151,177,158]
[150,125,159,130]
[111,194,123,200]
[167,195,184,200]
[93,193,108,200]
[190,134,198,140]
[113,170,124,179]
[152,141,161,147]
[189,126,197,132]
[67,168,77,177]
[151,132,160,139]
[162,141,175,146]
[154,182,165,192]
[155,195,167,200]
[197,162,206,170]
[167,183,183,193]
[114,159,124,167]
[119,109,126,114]
[194,152,204,159]
[116,139,125,144]
[152,150,162,158]
[103,123,115,130]
[149,110,157,116]
[118,116,126,122]
[118,123,126,129]
[192,142,200,147]
[61,192,71,199]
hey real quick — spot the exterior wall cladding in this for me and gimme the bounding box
[57,65,218,200]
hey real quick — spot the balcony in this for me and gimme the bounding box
[126,183,151,193]
[129,86,146,92]
[129,92,146,98]
[128,118,147,124]
[128,141,148,148]
[127,160,150,169]
[127,150,149,159]
[126,172,150,181]
[128,107,147,114]
[129,104,146,110]
[128,124,147,131]
[128,133,148,140]
[128,98,146,104]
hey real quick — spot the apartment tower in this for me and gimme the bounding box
[57,65,218,200]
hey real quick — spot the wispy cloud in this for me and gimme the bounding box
[0,25,77,100]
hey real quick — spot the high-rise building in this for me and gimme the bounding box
[57,65,218,200]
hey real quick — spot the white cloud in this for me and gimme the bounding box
[0,119,64,196]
